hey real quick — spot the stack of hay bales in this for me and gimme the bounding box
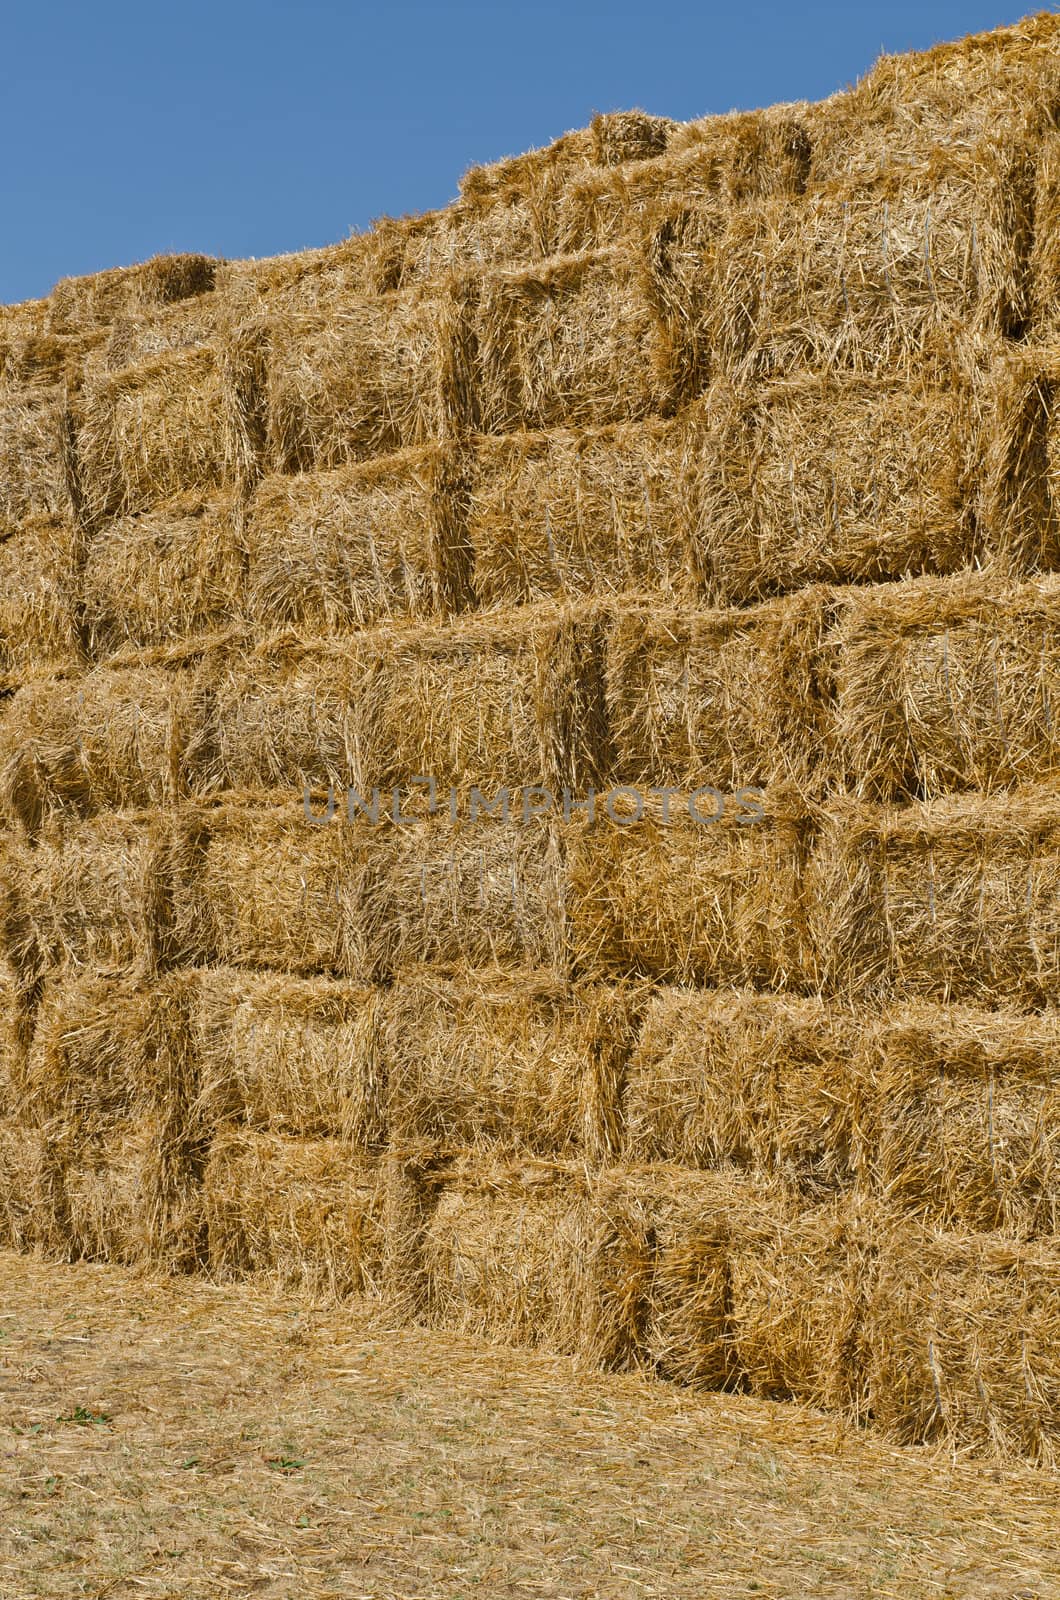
[1,13,1059,1462]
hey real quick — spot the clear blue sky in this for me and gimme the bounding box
[0,1,1046,305]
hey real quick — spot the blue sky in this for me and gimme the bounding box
[0,1,1047,305]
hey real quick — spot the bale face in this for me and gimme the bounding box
[980,344,1060,571]
[0,516,81,677]
[263,291,451,474]
[77,346,229,521]
[605,592,835,798]
[0,390,71,532]
[202,1129,385,1298]
[245,450,445,634]
[809,789,1060,1004]
[865,1225,1060,1465]
[384,971,642,1160]
[833,572,1060,801]
[0,1119,49,1251]
[566,805,810,988]
[194,970,387,1146]
[864,1003,1060,1238]
[693,369,980,604]
[474,249,660,434]
[81,491,244,655]
[420,1157,591,1352]
[469,419,701,607]
[45,254,220,334]
[625,989,866,1191]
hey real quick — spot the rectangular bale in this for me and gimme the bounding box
[45,254,220,334]
[566,803,811,987]
[384,970,643,1160]
[474,248,661,434]
[693,369,980,605]
[0,1118,50,1252]
[624,988,866,1190]
[605,591,835,798]
[81,490,244,656]
[832,571,1060,801]
[980,343,1060,572]
[193,969,386,1147]
[202,1129,385,1298]
[808,788,1060,1004]
[0,516,81,677]
[865,1224,1060,1464]
[863,1001,1060,1238]
[468,418,702,608]
[0,388,72,532]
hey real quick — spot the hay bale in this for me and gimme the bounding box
[206,640,383,796]
[833,571,1060,801]
[45,254,220,334]
[0,516,81,677]
[245,448,453,634]
[381,1138,451,1319]
[468,418,702,607]
[81,490,244,655]
[1032,132,1060,333]
[191,797,390,979]
[693,368,979,604]
[693,138,1036,380]
[0,960,29,1118]
[605,591,835,798]
[865,1223,1060,1464]
[808,786,1060,1004]
[202,1129,385,1298]
[0,659,219,830]
[26,968,204,1269]
[980,343,1059,572]
[456,127,596,264]
[384,970,643,1160]
[0,1118,49,1251]
[864,1002,1060,1238]
[625,989,866,1191]
[420,1155,591,1352]
[566,802,810,988]
[193,970,386,1146]
[726,1195,872,1415]
[0,390,72,532]
[474,248,660,433]
[21,811,172,976]
[77,345,229,522]
[383,814,566,975]
[590,111,677,168]
[262,288,455,474]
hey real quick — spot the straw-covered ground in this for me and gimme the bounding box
[0,1250,1057,1600]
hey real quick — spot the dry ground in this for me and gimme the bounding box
[0,1250,1056,1599]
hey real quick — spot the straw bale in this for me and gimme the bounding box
[1032,131,1060,333]
[82,490,244,656]
[191,797,390,979]
[605,591,835,798]
[980,343,1060,572]
[384,970,642,1160]
[366,606,609,795]
[0,961,28,1117]
[0,1118,49,1251]
[80,294,232,378]
[558,108,812,256]
[693,367,979,605]
[227,236,373,315]
[0,389,72,531]
[203,1129,385,1298]
[420,1155,591,1352]
[863,1001,1060,1238]
[0,327,102,391]
[206,640,382,796]
[624,989,866,1192]
[808,787,1060,1004]
[77,345,228,522]
[193,970,386,1146]
[473,248,660,434]
[246,450,448,635]
[383,815,566,975]
[0,661,214,828]
[833,571,1060,801]
[0,516,81,677]
[45,254,220,334]
[381,1138,451,1318]
[566,803,810,988]
[591,111,677,168]
[865,1223,1060,1464]
[21,811,172,976]
[363,195,550,293]
[457,127,596,262]
[726,1195,872,1415]
[262,288,453,475]
[468,419,702,607]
